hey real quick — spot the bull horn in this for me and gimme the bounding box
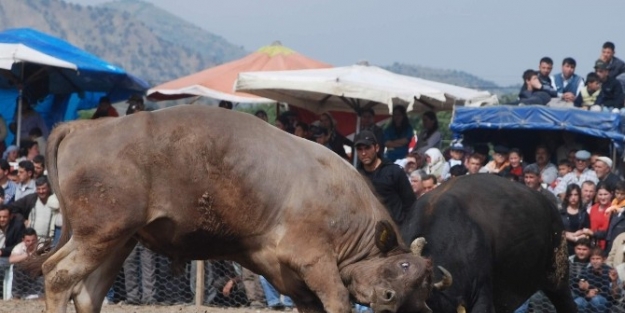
[410,237,427,256]
[433,266,452,291]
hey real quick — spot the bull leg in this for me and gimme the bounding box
[287,256,351,313]
[43,236,135,313]
[542,286,578,313]
[72,238,137,313]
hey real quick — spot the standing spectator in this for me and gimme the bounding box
[600,41,625,89]
[274,115,289,131]
[126,95,146,115]
[16,140,39,163]
[0,204,25,279]
[424,148,445,182]
[409,169,427,198]
[421,175,438,194]
[589,182,613,249]
[466,153,483,175]
[259,276,293,310]
[554,150,598,200]
[500,148,525,182]
[580,181,597,214]
[554,57,585,102]
[355,130,416,226]
[537,57,558,97]
[384,105,415,162]
[529,144,558,186]
[482,145,510,175]
[595,156,622,191]
[9,97,49,141]
[9,177,59,241]
[254,110,268,122]
[294,122,310,140]
[523,164,559,208]
[15,161,35,201]
[28,127,46,158]
[91,96,119,119]
[218,100,233,110]
[518,70,552,105]
[413,111,440,155]
[319,112,352,160]
[0,160,17,204]
[556,133,583,164]
[594,59,625,111]
[359,108,385,159]
[560,184,591,255]
[32,155,45,179]
[9,228,43,299]
[449,164,468,179]
[574,73,603,110]
[441,140,465,180]
[123,243,157,305]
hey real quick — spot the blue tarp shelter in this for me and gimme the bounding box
[0,28,149,144]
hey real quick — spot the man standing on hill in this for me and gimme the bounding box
[355,130,416,226]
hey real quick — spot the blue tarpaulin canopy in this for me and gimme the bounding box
[0,28,149,143]
[450,105,625,145]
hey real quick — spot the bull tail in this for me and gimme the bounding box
[546,231,569,288]
[20,122,77,277]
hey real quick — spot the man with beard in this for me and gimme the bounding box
[355,130,415,226]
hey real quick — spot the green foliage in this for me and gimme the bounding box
[236,104,278,124]
[410,111,454,147]
[498,93,519,104]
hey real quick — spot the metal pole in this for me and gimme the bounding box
[16,63,24,147]
[195,260,205,307]
[352,115,361,167]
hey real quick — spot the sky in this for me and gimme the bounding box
[68,0,625,86]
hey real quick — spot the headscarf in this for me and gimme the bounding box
[425,148,445,180]
[2,145,18,160]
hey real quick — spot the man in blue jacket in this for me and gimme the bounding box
[595,59,625,110]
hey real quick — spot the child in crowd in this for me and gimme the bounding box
[604,181,625,216]
[549,159,573,194]
[574,72,602,110]
[441,140,465,180]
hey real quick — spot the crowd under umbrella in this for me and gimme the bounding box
[147,40,332,107]
[0,27,149,144]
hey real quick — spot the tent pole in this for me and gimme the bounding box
[16,63,24,147]
[352,114,361,167]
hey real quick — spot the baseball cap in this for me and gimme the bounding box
[449,140,464,151]
[595,59,609,70]
[354,130,377,146]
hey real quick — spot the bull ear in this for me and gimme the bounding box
[374,220,399,253]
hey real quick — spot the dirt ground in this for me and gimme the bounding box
[0,300,285,313]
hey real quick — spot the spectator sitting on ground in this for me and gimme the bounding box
[518,69,552,105]
[600,41,625,89]
[554,57,585,103]
[575,247,620,312]
[574,72,602,110]
[9,227,43,299]
[594,59,625,112]
[537,57,558,97]
[91,96,118,119]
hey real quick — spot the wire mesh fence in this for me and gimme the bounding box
[2,244,288,309]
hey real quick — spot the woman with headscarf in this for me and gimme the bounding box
[383,105,414,162]
[319,112,352,160]
[425,148,445,182]
[413,111,441,155]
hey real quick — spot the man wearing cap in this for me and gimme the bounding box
[359,108,385,159]
[524,164,559,208]
[354,130,416,226]
[126,95,146,115]
[594,156,622,191]
[595,59,625,110]
[553,150,598,199]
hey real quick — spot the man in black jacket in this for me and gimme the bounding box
[0,204,26,274]
[595,59,625,109]
[355,130,416,226]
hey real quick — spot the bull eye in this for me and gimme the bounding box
[401,262,410,271]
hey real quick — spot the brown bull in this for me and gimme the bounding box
[26,106,450,313]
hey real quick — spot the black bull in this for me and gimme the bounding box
[400,174,577,313]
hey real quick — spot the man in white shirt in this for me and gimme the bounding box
[9,228,43,299]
